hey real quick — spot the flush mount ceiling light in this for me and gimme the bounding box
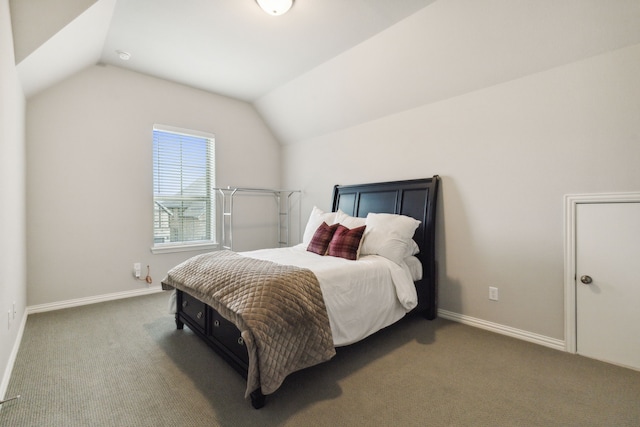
[256,0,293,16]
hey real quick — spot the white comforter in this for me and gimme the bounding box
[241,244,418,347]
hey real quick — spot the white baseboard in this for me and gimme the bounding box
[27,286,164,314]
[438,309,565,351]
[1,310,27,407]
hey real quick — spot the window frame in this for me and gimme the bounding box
[151,124,217,254]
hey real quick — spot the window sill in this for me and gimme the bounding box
[151,242,219,254]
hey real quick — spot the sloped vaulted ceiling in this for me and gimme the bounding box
[254,0,640,144]
[10,0,99,63]
[11,0,435,100]
[12,0,116,97]
[10,0,640,145]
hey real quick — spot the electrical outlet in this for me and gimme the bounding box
[7,310,11,329]
[133,263,141,279]
[489,286,499,301]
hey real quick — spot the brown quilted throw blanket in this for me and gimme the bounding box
[162,250,336,397]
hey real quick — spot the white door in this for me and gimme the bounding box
[576,202,640,370]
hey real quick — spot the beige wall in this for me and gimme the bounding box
[281,43,640,341]
[0,0,27,397]
[26,65,282,306]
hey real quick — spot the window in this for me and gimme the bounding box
[152,125,216,252]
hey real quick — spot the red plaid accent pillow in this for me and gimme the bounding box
[327,224,366,260]
[307,222,339,255]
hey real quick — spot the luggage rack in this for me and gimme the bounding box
[215,187,301,251]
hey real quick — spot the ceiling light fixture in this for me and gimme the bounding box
[256,0,293,16]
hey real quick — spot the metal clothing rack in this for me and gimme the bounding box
[215,187,301,251]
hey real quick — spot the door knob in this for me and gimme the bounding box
[580,275,593,284]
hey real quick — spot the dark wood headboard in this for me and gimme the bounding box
[331,176,440,319]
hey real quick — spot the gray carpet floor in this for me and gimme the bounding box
[1,292,639,426]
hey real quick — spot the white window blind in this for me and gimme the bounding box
[153,125,216,249]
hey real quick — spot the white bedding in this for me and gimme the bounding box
[404,255,423,282]
[240,244,419,347]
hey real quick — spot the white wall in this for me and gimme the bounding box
[281,43,640,341]
[26,65,282,306]
[0,0,27,398]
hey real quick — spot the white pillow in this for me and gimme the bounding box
[406,239,420,257]
[303,206,337,245]
[361,213,421,264]
[334,209,366,229]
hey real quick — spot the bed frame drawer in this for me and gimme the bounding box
[179,291,206,331]
[175,290,249,381]
[209,311,249,365]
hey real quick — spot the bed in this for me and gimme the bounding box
[162,176,440,408]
